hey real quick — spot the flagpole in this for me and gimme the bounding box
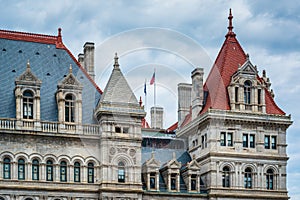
[154,68,156,128]
[144,79,147,112]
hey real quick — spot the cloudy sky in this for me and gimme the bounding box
[1,0,300,198]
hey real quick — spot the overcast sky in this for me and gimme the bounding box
[1,0,300,198]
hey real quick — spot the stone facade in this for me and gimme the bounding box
[0,10,292,200]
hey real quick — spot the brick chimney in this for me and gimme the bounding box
[191,68,204,120]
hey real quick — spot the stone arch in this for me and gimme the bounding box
[111,153,134,166]
[0,151,14,161]
[219,162,235,172]
[44,154,58,164]
[84,156,100,166]
[263,165,279,174]
[71,156,85,165]
[241,163,257,173]
[15,152,29,162]
[29,153,43,163]
[57,155,71,164]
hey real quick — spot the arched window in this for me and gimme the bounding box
[60,161,67,182]
[3,158,11,179]
[118,162,125,183]
[88,162,94,183]
[244,167,252,189]
[266,169,274,190]
[244,81,252,104]
[74,162,81,182]
[32,159,39,180]
[46,160,53,181]
[222,166,230,187]
[23,90,34,119]
[18,158,25,180]
[65,94,75,122]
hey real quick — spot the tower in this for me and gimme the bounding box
[94,53,146,199]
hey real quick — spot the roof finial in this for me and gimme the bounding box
[69,64,73,74]
[226,8,236,38]
[113,52,120,69]
[27,60,30,69]
[228,8,233,32]
[139,96,143,107]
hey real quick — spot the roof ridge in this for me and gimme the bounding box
[0,28,65,49]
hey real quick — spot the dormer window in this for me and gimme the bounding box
[23,90,34,119]
[65,94,75,122]
[244,80,251,105]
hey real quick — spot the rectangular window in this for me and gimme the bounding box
[201,134,207,149]
[271,136,277,149]
[191,174,197,191]
[235,87,239,102]
[243,134,248,147]
[150,172,156,189]
[265,135,270,149]
[171,173,177,190]
[220,132,233,146]
[250,134,255,148]
[258,89,261,105]
[32,165,39,180]
[227,133,233,146]
[220,132,226,146]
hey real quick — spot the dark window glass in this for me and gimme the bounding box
[18,158,25,180]
[191,174,197,190]
[46,160,53,181]
[227,133,233,146]
[243,134,248,147]
[265,136,270,149]
[32,159,39,180]
[250,134,255,148]
[3,158,11,179]
[244,80,252,104]
[244,168,252,189]
[150,172,156,189]
[88,162,94,183]
[74,162,80,182]
[222,166,230,187]
[118,162,125,183]
[171,173,177,190]
[60,161,67,182]
[65,94,75,122]
[235,87,239,102]
[271,136,277,149]
[266,169,274,190]
[23,90,33,119]
[258,89,261,105]
[220,132,226,146]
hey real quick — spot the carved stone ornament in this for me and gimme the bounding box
[110,147,116,155]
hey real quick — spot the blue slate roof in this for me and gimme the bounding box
[142,147,191,167]
[0,38,101,124]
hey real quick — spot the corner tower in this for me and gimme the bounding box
[177,9,292,200]
[94,53,146,199]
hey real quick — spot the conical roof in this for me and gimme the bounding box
[95,53,145,118]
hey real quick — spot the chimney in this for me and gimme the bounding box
[83,42,95,80]
[191,68,204,120]
[177,83,192,128]
[78,53,84,67]
[151,106,164,129]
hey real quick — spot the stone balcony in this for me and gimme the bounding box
[0,118,101,137]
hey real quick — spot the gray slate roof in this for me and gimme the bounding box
[0,38,101,124]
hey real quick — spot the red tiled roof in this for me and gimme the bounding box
[201,9,284,115]
[0,28,102,94]
[166,122,178,132]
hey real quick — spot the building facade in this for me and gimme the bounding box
[0,10,292,200]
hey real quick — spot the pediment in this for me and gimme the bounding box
[61,73,81,86]
[16,63,41,86]
[187,159,200,170]
[238,59,257,75]
[145,158,160,167]
[168,159,181,169]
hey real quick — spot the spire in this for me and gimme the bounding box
[139,96,143,107]
[69,64,73,74]
[27,60,30,69]
[113,52,120,69]
[226,8,236,38]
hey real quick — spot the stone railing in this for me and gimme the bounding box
[0,118,101,136]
